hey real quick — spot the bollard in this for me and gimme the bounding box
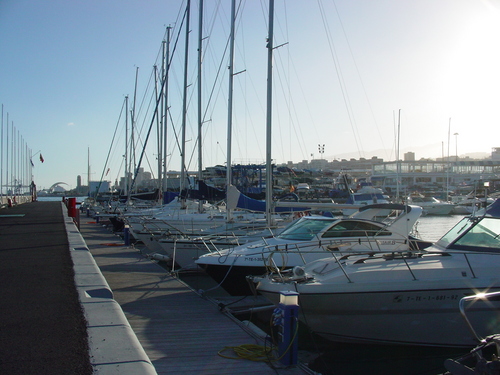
[273,291,299,366]
[67,197,77,218]
[124,225,130,246]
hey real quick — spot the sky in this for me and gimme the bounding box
[1,0,500,190]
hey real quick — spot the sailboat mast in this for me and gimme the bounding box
[131,67,139,177]
[180,0,190,198]
[446,117,451,202]
[226,0,236,221]
[265,0,275,227]
[396,109,401,202]
[87,147,91,197]
[154,64,162,194]
[124,95,129,196]
[162,27,171,193]
[198,0,204,212]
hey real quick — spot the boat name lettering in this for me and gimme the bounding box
[244,257,265,262]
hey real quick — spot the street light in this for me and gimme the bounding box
[454,133,459,162]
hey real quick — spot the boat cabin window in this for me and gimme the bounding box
[278,218,334,241]
[437,217,500,250]
[322,220,391,238]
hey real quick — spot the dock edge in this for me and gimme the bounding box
[62,203,158,375]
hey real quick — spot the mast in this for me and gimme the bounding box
[180,0,191,202]
[226,0,236,221]
[446,118,451,202]
[197,0,204,212]
[265,0,275,227]
[124,95,129,196]
[1,104,3,196]
[396,109,401,202]
[162,27,171,194]
[131,67,139,178]
[87,147,91,197]
[6,113,8,197]
[154,64,162,195]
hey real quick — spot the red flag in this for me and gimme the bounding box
[40,154,44,163]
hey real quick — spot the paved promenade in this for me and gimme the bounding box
[0,201,92,374]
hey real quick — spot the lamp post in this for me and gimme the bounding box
[454,133,459,162]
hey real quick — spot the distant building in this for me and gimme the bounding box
[89,181,111,196]
[404,152,415,161]
[492,147,500,162]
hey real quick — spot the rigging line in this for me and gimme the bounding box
[272,46,310,162]
[166,106,187,175]
[318,0,361,149]
[150,4,184,69]
[202,35,230,126]
[96,98,126,188]
[279,0,320,162]
[317,0,363,158]
[198,1,243,132]
[128,5,189,194]
[330,0,387,158]
[200,0,223,60]
[288,54,322,161]
[133,66,157,137]
[130,91,156,174]
[272,46,309,162]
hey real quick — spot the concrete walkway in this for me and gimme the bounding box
[0,201,92,374]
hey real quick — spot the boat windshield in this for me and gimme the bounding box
[278,218,333,241]
[437,217,500,250]
[322,220,391,238]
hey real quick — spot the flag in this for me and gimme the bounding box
[106,168,110,176]
[40,154,44,163]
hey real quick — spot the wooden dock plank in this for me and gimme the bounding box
[79,221,306,375]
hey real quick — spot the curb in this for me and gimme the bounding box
[62,203,157,375]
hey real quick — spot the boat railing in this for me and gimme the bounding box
[459,291,500,341]
[263,244,500,285]
[139,219,188,238]
[443,292,500,373]
[260,237,417,276]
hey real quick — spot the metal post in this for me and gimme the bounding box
[274,290,299,366]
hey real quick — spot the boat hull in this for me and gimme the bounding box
[199,264,268,295]
[257,283,500,347]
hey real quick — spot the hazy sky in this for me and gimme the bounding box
[1,0,500,190]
